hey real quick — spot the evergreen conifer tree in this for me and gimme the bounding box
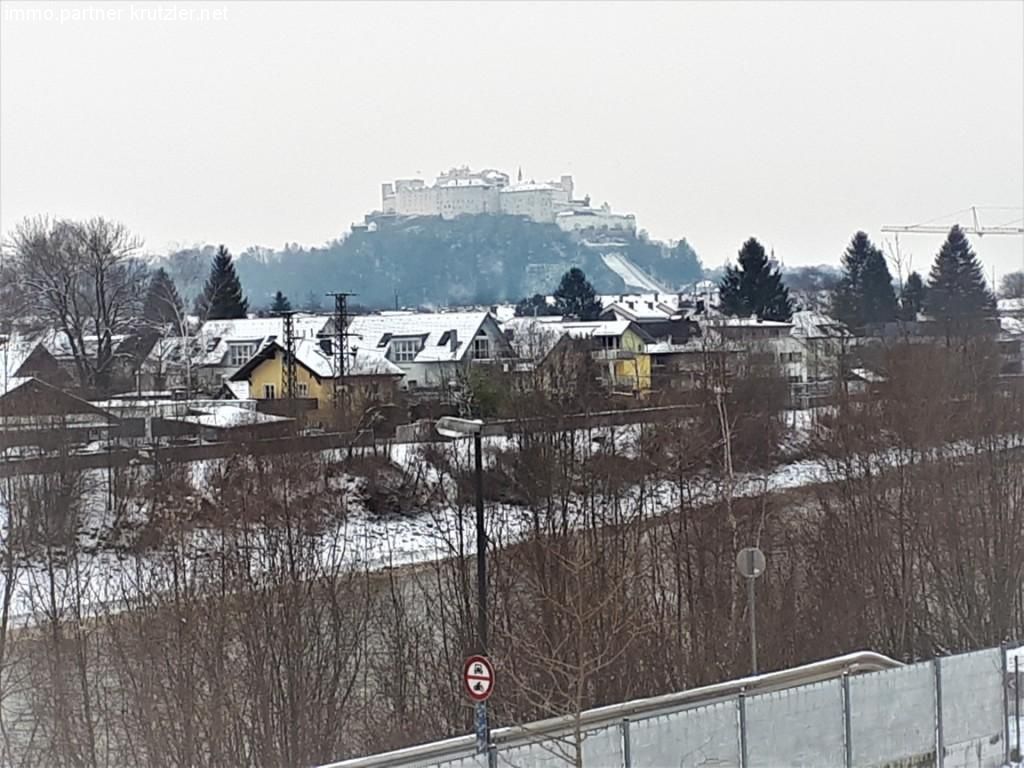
[718,238,793,322]
[270,290,292,313]
[554,268,603,320]
[899,271,926,321]
[142,267,184,327]
[514,293,560,317]
[831,232,897,330]
[926,226,994,326]
[196,245,249,320]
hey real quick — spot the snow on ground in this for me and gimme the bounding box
[5,416,1024,624]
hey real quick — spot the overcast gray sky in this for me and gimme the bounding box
[2,0,1022,279]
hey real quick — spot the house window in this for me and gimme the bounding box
[390,338,422,363]
[228,342,257,367]
[472,336,490,360]
[600,335,621,350]
[296,382,309,397]
[263,383,276,399]
[780,352,803,364]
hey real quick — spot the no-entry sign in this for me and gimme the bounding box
[463,655,495,703]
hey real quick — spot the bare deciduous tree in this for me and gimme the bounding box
[6,216,147,392]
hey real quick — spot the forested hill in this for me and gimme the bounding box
[164,215,703,310]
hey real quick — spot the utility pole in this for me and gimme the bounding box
[277,310,298,400]
[326,292,357,415]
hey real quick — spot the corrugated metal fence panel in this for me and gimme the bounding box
[849,662,935,766]
[745,679,845,767]
[495,724,622,768]
[628,699,740,768]
[940,648,1005,768]
[581,724,625,768]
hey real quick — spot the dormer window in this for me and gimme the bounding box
[389,337,422,363]
[228,341,258,367]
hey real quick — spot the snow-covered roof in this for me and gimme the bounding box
[710,317,793,328]
[292,339,403,378]
[789,310,850,338]
[176,405,290,429]
[196,314,332,367]
[602,300,678,323]
[997,298,1024,314]
[43,330,132,360]
[1,333,45,383]
[501,318,567,360]
[850,367,885,383]
[0,376,31,398]
[223,380,250,400]
[1000,317,1024,336]
[346,312,494,364]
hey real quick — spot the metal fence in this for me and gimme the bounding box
[324,644,1021,768]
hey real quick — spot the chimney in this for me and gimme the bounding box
[449,329,458,353]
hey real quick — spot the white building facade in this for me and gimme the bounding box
[378,167,631,226]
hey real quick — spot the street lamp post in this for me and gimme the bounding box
[436,416,489,752]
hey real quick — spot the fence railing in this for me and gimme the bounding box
[321,644,1021,768]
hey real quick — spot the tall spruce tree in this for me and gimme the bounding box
[831,232,897,330]
[270,290,292,313]
[718,237,793,322]
[196,245,249,320]
[899,271,926,320]
[142,267,184,327]
[554,267,603,320]
[926,226,994,326]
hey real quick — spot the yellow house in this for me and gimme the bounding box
[228,338,404,411]
[544,321,654,394]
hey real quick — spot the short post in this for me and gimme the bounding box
[933,657,944,767]
[1016,656,1021,761]
[621,718,632,768]
[738,691,749,768]
[747,571,757,674]
[1003,642,1011,766]
[735,547,766,676]
[842,672,853,768]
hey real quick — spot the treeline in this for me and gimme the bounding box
[160,216,704,309]
[0,335,1020,766]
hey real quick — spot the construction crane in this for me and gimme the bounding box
[882,206,1024,237]
[881,206,1024,276]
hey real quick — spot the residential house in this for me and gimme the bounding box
[228,337,403,414]
[504,317,654,394]
[599,295,697,346]
[345,311,513,391]
[1,332,67,389]
[193,315,334,391]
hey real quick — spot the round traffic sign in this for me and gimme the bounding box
[463,655,495,703]
[736,547,766,579]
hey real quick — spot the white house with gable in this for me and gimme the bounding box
[346,311,513,390]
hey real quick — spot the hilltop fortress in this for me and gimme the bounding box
[377,166,636,233]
